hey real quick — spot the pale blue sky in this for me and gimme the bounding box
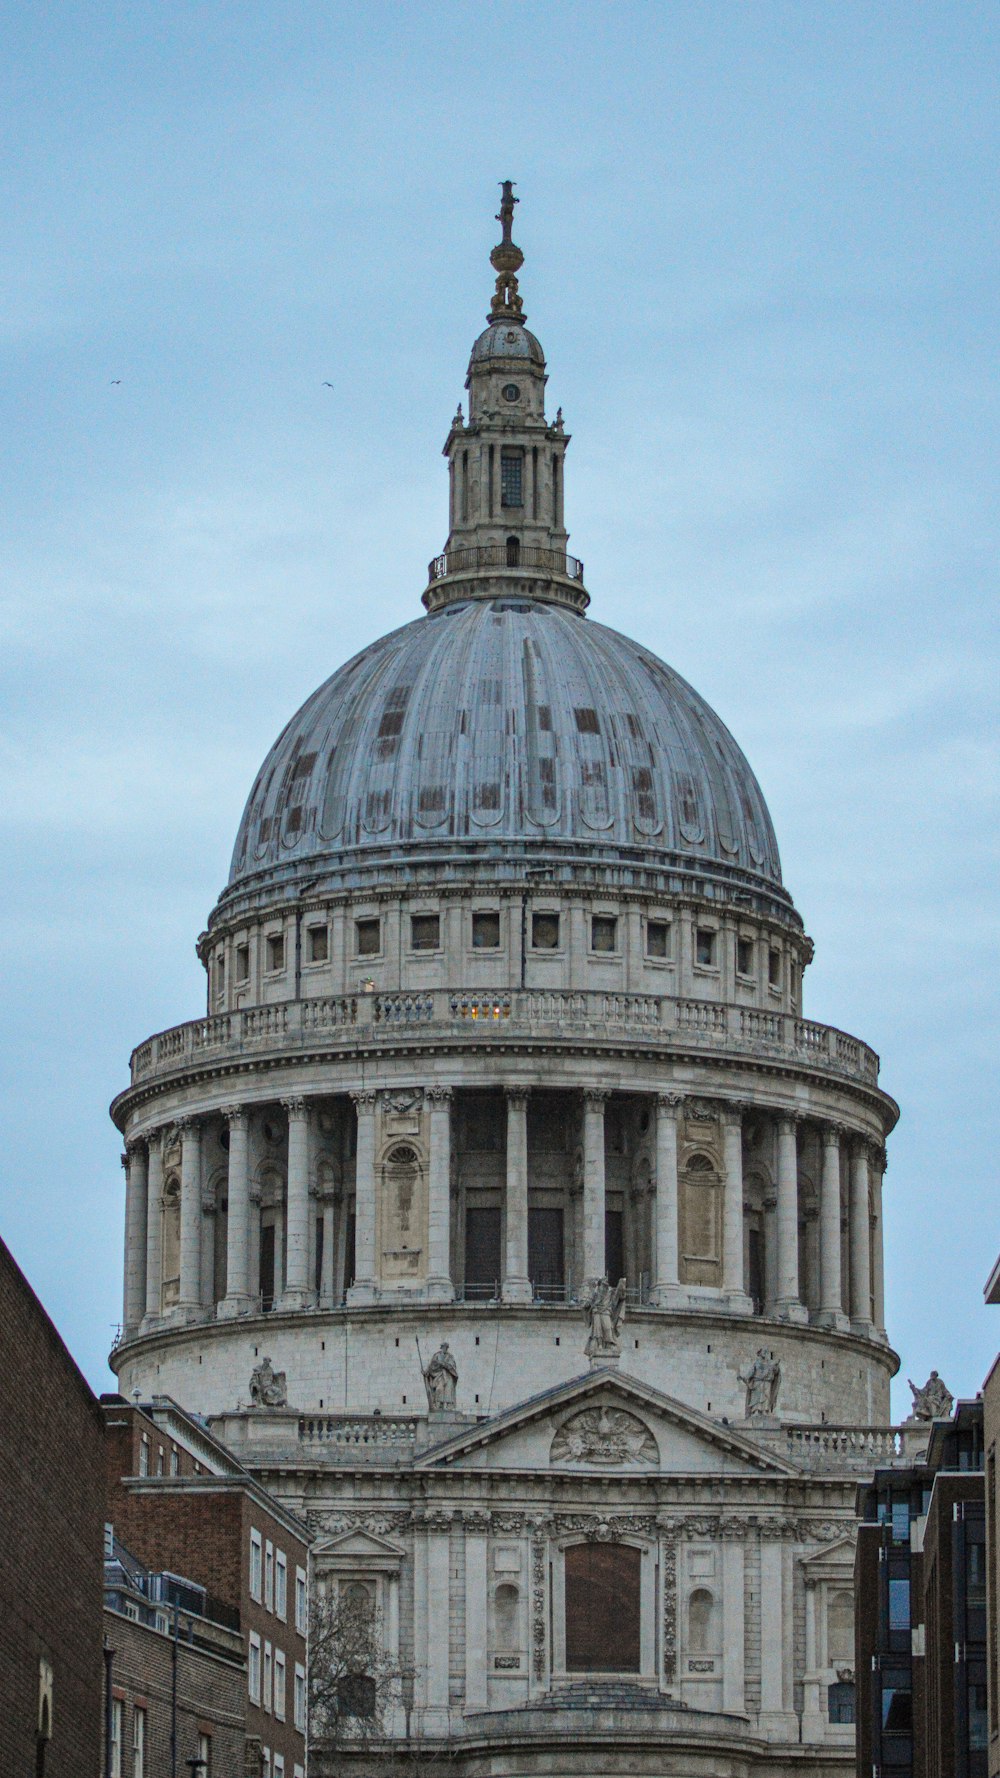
[1,2,996,1416]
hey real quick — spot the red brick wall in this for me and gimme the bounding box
[0,1236,104,1778]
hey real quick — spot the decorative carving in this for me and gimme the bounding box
[249,1357,287,1408]
[662,1534,677,1683]
[531,1524,546,1680]
[421,1341,458,1411]
[656,1091,683,1113]
[550,1406,657,1469]
[492,1512,526,1535]
[281,1096,308,1119]
[505,1087,529,1109]
[739,1348,781,1419]
[350,1089,378,1110]
[906,1370,954,1422]
[582,1276,627,1361]
[582,1088,611,1109]
[462,1510,492,1534]
[221,1104,246,1128]
[382,1090,423,1115]
[425,1086,454,1106]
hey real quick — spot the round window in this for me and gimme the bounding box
[502,383,521,402]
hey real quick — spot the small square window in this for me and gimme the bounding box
[266,933,285,973]
[768,948,782,987]
[532,911,560,950]
[591,915,617,953]
[307,925,328,963]
[696,928,717,968]
[411,913,440,951]
[646,919,670,960]
[356,918,380,957]
[472,910,501,949]
[737,937,754,976]
[235,943,250,983]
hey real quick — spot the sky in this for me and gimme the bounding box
[1,2,996,1417]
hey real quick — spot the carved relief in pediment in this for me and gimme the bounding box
[550,1405,658,1469]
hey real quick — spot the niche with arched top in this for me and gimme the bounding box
[680,1152,722,1287]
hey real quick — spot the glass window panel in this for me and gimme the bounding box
[888,1577,910,1631]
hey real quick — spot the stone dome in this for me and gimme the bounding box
[226,595,784,902]
[469,321,546,365]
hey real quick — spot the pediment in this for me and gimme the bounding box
[799,1533,857,1577]
[312,1527,406,1567]
[416,1368,800,1477]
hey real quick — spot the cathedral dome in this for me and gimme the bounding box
[226,595,783,899]
[469,321,545,365]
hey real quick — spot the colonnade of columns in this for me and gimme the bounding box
[120,1089,887,1344]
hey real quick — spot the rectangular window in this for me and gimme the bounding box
[646,919,670,960]
[500,449,523,507]
[411,913,440,951]
[236,943,250,983]
[264,1640,273,1712]
[307,925,328,963]
[532,911,560,950]
[356,917,380,957]
[695,928,717,967]
[133,1707,146,1778]
[828,1680,855,1724]
[472,910,501,949]
[139,1435,149,1477]
[275,1549,288,1620]
[888,1576,910,1631]
[591,915,618,953]
[156,1447,164,1475]
[198,1732,212,1777]
[768,947,781,987]
[294,1662,307,1732]
[890,1498,910,1544]
[265,1540,275,1611]
[249,1632,262,1703]
[274,1648,286,1720]
[880,1666,912,1733]
[266,932,285,973]
[250,1529,263,1602]
[737,936,754,976]
[169,1447,178,1476]
[273,1758,285,1778]
[295,1567,308,1636]
[262,1752,271,1778]
[110,1699,123,1778]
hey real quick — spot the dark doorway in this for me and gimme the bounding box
[565,1542,641,1672]
[315,1216,324,1296]
[259,1223,275,1311]
[464,1206,501,1298]
[529,1206,564,1299]
[344,1210,356,1293]
[605,1208,624,1284]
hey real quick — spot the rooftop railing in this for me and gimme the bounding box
[427,544,585,585]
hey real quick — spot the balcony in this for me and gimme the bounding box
[427,543,585,585]
[123,989,882,1098]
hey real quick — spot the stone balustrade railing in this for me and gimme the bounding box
[128,989,880,1090]
[752,1424,905,1470]
[298,1414,420,1448]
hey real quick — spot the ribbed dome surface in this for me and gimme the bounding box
[227,598,782,894]
[469,322,545,365]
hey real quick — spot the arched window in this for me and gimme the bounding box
[565,1542,641,1673]
[161,1178,180,1307]
[688,1587,718,1654]
[505,534,521,566]
[680,1153,721,1287]
[495,1583,519,1651]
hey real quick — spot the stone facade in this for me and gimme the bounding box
[110,193,905,1772]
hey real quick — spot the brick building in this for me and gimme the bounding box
[982,1256,1000,1775]
[0,1234,104,1778]
[104,1395,310,1776]
[855,1400,987,1777]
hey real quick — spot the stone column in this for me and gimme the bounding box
[426,1087,455,1301]
[652,1093,681,1305]
[220,1106,251,1318]
[199,1182,216,1311]
[721,1104,753,1312]
[849,1137,873,1335]
[871,1146,887,1338]
[142,1131,164,1326]
[774,1116,806,1323]
[503,1088,531,1303]
[347,1090,378,1304]
[320,1191,337,1307]
[281,1097,312,1309]
[818,1125,849,1330]
[177,1118,202,1314]
[464,1514,490,1710]
[247,1182,262,1308]
[424,1515,452,1731]
[122,1142,148,1334]
[582,1090,609,1283]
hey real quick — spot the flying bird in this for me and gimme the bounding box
[322,382,334,388]
[110,379,122,385]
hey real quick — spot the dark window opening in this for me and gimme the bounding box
[259,1224,275,1312]
[647,919,670,959]
[315,1217,324,1296]
[464,1207,501,1299]
[574,706,600,734]
[266,933,285,973]
[529,1206,564,1298]
[591,915,617,953]
[337,1674,377,1719]
[696,928,716,967]
[748,1226,764,1314]
[605,1209,624,1285]
[472,911,501,949]
[828,1680,855,1724]
[235,943,250,983]
[565,1542,640,1672]
[532,912,560,950]
[737,937,754,975]
[344,1211,356,1292]
[411,914,440,951]
[768,948,782,987]
[501,451,523,508]
[505,534,520,566]
[356,918,381,957]
[307,925,328,963]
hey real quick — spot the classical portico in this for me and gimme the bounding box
[110,190,901,1770]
